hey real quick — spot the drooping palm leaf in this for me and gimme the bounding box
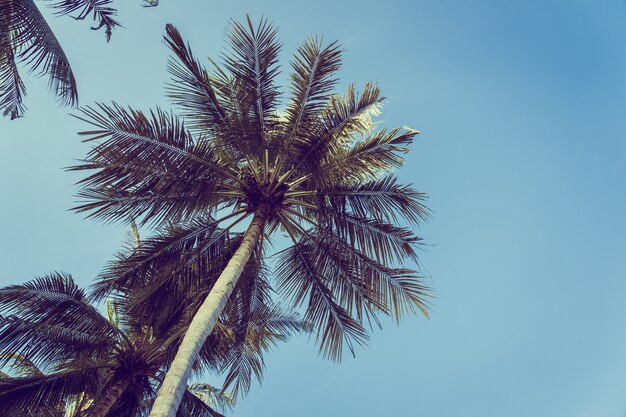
[47,0,120,41]
[0,0,78,117]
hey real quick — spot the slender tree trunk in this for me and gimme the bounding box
[90,378,130,417]
[149,207,269,417]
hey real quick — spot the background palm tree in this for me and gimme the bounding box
[71,16,431,417]
[0,272,301,416]
[0,0,157,119]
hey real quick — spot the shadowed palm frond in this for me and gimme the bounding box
[0,0,78,117]
[275,237,368,361]
[92,214,238,305]
[70,103,242,226]
[0,32,26,119]
[47,0,120,41]
[0,273,119,367]
[0,368,99,416]
[223,16,281,153]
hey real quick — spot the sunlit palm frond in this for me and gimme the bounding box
[184,384,232,417]
[321,127,417,182]
[290,82,384,181]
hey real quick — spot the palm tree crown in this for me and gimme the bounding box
[70,16,431,417]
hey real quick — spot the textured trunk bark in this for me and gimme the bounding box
[90,378,129,417]
[149,207,269,417]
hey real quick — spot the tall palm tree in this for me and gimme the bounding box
[0,0,156,119]
[0,272,301,416]
[71,16,431,417]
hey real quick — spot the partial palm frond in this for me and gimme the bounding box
[70,103,241,225]
[0,352,45,377]
[186,384,232,416]
[0,34,26,119]
[311,230,431,322]
[326,211,422,264]
[320,127,418,182]
[164,24,228,136]
[278,37,342,160]
[317,175,430,225]
[0,273,118,366]
[47,0,120,41]
[275,239,368,361]
[223,15,281,152]
[0,0,78,108]
[0,368,99,417]
[291,82,384,179]
[92,214,234,304]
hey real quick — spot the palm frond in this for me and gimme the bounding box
[279,37,342,160]
[0,274,119,369]
[317,175,430,225]
[70,103,241,225]
[186,384,232,416]
[0,0,78,107]
[320,127,417,182]
[291,82,383,178]
[47,0,120,41]
[327,211,422,264]
[223,15,281,151]
[164,24,227,136]
[0,368,99,416]
[275,238,368,361]
[0,32,26,119]
[92,214,236,305]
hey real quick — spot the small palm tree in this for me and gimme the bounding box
[0,272,301,416]
[71,16,431,417]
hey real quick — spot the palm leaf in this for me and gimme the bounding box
[0,0,78,107]
[47,0,120,41]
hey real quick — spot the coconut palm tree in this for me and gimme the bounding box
[70,16,431,417]
[0,271,301,416]
[0,0,157,119]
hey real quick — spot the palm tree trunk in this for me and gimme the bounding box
[90,378,130,417]
[149,207,269,417]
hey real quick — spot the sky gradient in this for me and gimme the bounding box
[1,1,626,416]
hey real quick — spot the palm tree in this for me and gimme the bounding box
[71,16,431,417]
[0,0,157,119]
[0,272,301,416]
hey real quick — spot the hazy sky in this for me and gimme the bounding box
[1,1,626,416]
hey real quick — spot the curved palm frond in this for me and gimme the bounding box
[70,103,243,226]
[0,0,78,118]
[47,0,120,41]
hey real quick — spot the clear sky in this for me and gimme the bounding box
[1,1,626,416]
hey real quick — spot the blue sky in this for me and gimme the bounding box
[2,0,626,416]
